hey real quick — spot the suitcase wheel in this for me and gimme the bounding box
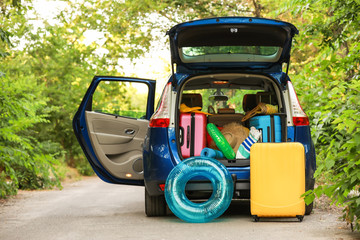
[296,215,304,222]
[252,215,260,222]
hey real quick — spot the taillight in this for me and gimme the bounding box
[149,82,171,128]
[293,116,309,126]
[149,118,170,128]
[159,184,165,191]
[288,81,309,126]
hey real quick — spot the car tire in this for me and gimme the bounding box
[145,188,166,217]
[305,179,315,215]
[305,202,314,215]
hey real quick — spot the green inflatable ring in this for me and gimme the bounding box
[206,123,236,160]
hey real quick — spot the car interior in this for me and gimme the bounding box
[177,73,287,162]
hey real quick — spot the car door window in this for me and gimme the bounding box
[92,81,149,119]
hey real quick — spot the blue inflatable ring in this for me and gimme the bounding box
[165,157,233,223]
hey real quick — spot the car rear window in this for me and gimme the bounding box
[182,46,280,57]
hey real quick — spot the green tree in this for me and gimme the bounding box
[276,0,360,231]
[0,0,64,197]
[0,55,62,197]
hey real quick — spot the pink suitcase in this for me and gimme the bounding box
[180,113,206,158]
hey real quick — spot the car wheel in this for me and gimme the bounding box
[305,202,313,215]
[305,178,315,215]
[145,188,166,217]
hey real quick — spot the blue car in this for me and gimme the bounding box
[73,17,316,217]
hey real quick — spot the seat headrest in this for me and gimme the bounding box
[242,94,257,112]
[256,92,276,105]
[181,94,203,109]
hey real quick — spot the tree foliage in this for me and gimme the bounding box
[0,56,62,197]
[274,0,360,230]
[0,0,64,197]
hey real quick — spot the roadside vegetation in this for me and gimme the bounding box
[0,0,359,231]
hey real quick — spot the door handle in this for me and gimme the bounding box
[125,129,136,135]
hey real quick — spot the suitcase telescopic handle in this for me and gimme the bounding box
[187,126,190,149]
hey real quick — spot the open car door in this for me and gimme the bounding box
[73,76,156,185]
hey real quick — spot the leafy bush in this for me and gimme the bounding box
[74,155,95,176]
[303,77,360,231]
[0,71,62,197]
[282,0,360,231]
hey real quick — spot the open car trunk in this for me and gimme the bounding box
[176,73,287,167]
[167,17,298,72]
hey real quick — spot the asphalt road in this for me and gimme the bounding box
[1,177,359,240]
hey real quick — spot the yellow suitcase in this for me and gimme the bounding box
[250,142,305,222]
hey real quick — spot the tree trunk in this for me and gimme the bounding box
[252,0,262,17]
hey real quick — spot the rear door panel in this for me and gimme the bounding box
[86,111,148,180]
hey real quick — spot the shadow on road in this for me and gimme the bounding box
[224,200,251,217]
